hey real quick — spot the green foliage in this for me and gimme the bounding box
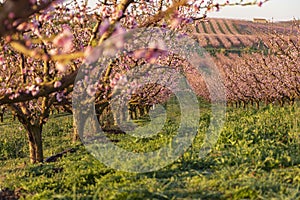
[0,104,299,199]
[0,117,27,160]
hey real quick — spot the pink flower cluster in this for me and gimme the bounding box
[53,27,74,53]
[25,85,40,96]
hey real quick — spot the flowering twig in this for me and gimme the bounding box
[10,41,85,61]
[0,0,57,37]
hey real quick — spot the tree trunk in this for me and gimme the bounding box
[255,101,260,109]
[0,106,4,122]
[26,124,43,164]
[72,118,80,143]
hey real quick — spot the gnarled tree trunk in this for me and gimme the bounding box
[25,123,43,164]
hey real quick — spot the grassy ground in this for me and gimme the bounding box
[0,103,299,199]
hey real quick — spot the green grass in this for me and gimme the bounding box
[0,103,299,199]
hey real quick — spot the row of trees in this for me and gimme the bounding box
[214,22,300,108]
[192,19,256,47]
[0,0,271,164]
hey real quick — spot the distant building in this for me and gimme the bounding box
[253,18,269,23]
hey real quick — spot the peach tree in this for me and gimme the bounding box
[0,0,270,163]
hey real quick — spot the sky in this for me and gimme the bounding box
[208,0,300,21]
[86,0,299,22]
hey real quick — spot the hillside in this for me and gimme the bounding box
[188,18,296,51]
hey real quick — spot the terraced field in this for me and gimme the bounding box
[190,18,293,49]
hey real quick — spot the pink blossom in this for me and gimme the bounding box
[35,77,43,84]
[133,49,146,59]
[49,49,58,56]
[56,62,68,73]
[147,52,160,64]
[112,10,123,19]
[84,47,101,64]
[8,12,15,19]
[149,39,166,51]
[127,16,137,28]
[29,0,36,4]
[118,75,128,86]
[98,19,110,37]
[0,56,4,65]
[258,1,263,7]
[170,18,181,29]
[113,36,124,50]
[31,86,39,96]
[193,4,200,12]
[113,23,126,35]
[5,88,12,94]
[53,28,73,53]
[110,79,117,88]
[54,81,62,88]
[16,22,28,31]
[9,92,20,100]
[27,85,35,91]
[99,5,110,17]
[42,14,53,21]
[87,84,96,96]
[56,92,64,102]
